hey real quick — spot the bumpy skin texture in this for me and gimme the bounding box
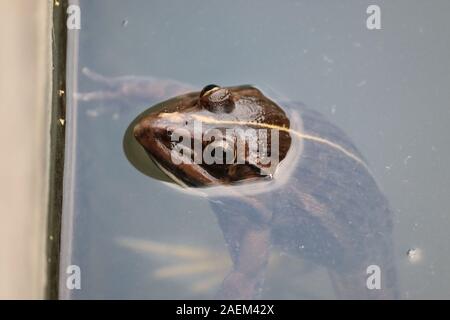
[78,72,398,299]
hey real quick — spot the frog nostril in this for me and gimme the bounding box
[133,123,143,138]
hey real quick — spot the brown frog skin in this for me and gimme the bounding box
[133,85,292,187]
[132,84,399,299]
[78,70,398,299]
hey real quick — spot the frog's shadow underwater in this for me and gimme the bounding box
[79,68,399,299]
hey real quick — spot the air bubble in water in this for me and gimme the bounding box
[406,248,422,263]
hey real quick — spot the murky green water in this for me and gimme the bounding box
[60,0,450,299]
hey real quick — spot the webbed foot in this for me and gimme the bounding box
[117,237,231,294]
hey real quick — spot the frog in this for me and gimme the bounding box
[78,69,399,299]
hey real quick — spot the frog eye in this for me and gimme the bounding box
[200,84,220,97]
[199,85,235,113]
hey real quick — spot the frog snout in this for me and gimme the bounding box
[133,121,145,139]
[134,116,180,147]
[133,117,158,141]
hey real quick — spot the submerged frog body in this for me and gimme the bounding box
[78,71,398,299]
[132,84,398,299]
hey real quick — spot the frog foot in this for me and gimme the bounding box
[76,67,195,103]
[117,237,232,294]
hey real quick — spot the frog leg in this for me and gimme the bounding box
[76,67,195,103]
[216,224,271,299]
[293,188,354,249]
[290,189,399,299]
[117,237,232,294]
[212,196,273,299]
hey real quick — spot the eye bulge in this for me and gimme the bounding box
[200,84,220,97]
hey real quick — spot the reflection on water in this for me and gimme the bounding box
[60,0,450,299]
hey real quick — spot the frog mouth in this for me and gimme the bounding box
[149,155,191,188]
[149,133,278,187]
